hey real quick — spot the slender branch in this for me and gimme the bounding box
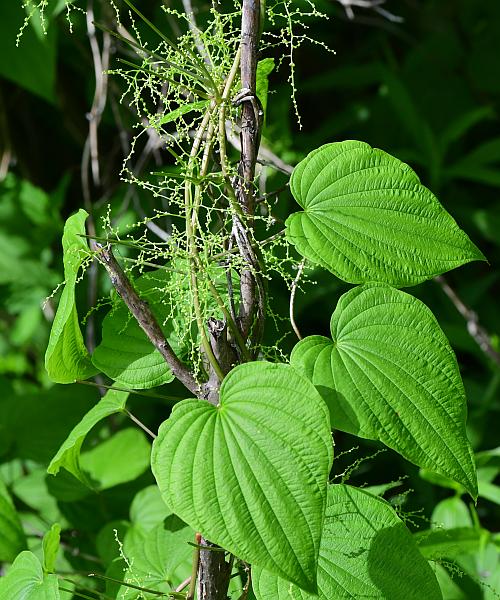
[187,533,201,600]
[175,576,192,593]
[290,260,305,340]
[237,567,252,600]
[235,0,266,348]
[95,245,200,394]
[334,0,403,22]
[76,379,184,402]
[125,409,157,439]
[435,276,500,368]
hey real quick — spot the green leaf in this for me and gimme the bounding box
[42,523,61,573]
[79,428,151,490]
[0,551,60,599]
[119,515,194,599]
[153,100,209,126]
[253,484,442,600]
[286,141,484,286]
[45,209,98,383]
[256,58,275,118]
[12,468,60,522]
[151,362,333,592]
[96,520,130,566]
[0,2,56,103]
[478,480,500,505]
[415,528,489,560]
[47,388,129,486]
[432,497,473,529]
[291,283,477,498]
[0,478,27,562]
[129,485,171,531]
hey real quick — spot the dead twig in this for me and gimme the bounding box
[95,244,200,394]
[290,260,305,340]
[335,0,403,23]
[435,275,500,368]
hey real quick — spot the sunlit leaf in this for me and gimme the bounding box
[0,551,59,599]
[151,362,333,592]
[45,209,98,383]
[286,141,484,286]
[291,283,477,498]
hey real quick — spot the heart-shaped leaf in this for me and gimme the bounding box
[119,515,194,599]
[291,283,477,498]
[286,141,484,286]
[0,551,60,600]
[253,484,442,600]
[151,362,333,592]
[45,209,98,383]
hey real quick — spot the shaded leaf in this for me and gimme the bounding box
[119,515,194,599]
[47,388,128,486]
[0,478,27,562]
[129,485,170,532]
[415,528,489,560]
[253,485,442,600]
[79,428,151,490]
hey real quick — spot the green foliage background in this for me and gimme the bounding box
[0,0,499,597]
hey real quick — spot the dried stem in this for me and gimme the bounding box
[95,245,200,394]
[435,276,500,368]
[235,0,266,348]
[290,260,305,340]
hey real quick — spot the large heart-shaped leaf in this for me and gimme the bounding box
[45,209,98,383]
[0,551,60,600]
[151,362,333,592]
[253,484,442,600]
[47,388,129,486]
[286,141,484,286]
[291,283,477,498]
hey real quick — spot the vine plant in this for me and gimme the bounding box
[6,0,488,599]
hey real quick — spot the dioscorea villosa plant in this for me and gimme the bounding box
[13,0,485,599]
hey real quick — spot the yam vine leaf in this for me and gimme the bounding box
[118,514,194,599]
[291,283,477,498]
[0,551,60,600]
[151,362,333,593]
[47,388,128,486]
[45,209,98,383]
[252,484,442,600]
[286,140,485,286]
